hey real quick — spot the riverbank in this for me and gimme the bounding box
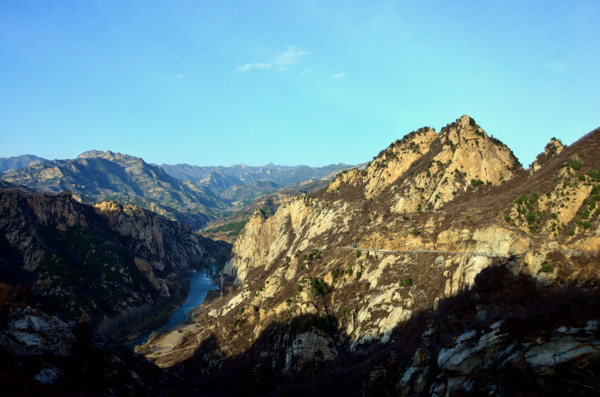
[127,269,218,349]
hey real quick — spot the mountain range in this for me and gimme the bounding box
[2,115,600,395]
[162,162,352,206]
[1,151,352,230]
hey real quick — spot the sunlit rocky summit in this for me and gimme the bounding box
[2,115,600,395]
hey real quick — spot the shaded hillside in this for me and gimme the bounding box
[0,306,177,396]
[0,184,230,338]
[140,116,600,395]
[169,265,600,396]
[2,150,225,229]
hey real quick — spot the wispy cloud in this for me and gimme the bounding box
[331,72,346,79]
[273,46,308,69]
[300,69,311,75]
[238,46,308,72]
[175,73,184,79]
[237,63,272,72]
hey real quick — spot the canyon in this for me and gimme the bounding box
[2,115,600,395]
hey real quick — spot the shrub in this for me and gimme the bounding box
[541,263,554,273]
[347,268,353,276]
[310,278,329,297]
[569,230,575,236]
[356,250,361,258]
[403,277,412,286]
[471,179,484,186]
[411,229,420,236]
[526,213,536,224]
[356,271,362,279]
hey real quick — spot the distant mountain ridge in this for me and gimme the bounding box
[161,162,353,207]
[0,154,47,173]
[1,150,225,229]
[1,151,355,228]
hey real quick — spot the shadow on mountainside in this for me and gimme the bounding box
[165,262,600,396]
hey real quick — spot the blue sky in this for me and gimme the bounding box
[1,1,599,167]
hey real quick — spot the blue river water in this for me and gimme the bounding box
[128,269,218,348]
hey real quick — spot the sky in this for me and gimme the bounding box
[1,1,599,167]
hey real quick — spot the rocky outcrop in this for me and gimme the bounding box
[0,306,175,394]
[530,138,565,173]
[0,307,76,357]
[284,330,338,374]
[397,320,600,396]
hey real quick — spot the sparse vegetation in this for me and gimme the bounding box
[541,263,554,273]
[310,278,329,297]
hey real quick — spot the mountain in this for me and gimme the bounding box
[0,183,230,338]
[2,150,226,229]
[0,154,46,173]
[161,162,354,207]
[140,115,600,395]
[201,179,342,244]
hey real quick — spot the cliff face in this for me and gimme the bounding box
[0,185,228,329]
[142,116,600,395]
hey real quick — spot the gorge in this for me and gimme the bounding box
[2,115,600,396]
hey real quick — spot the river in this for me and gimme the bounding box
[127,269,218,348]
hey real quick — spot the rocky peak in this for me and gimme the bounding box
[530,137,565,173]
[439,114,488,145]
[77,150,136,163]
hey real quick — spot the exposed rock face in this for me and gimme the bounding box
[530,137,565,173]
[0,185,229,331]
[398,320,600,396]
[285,330,338,374]
[328,115,520,212]
[0,307,76,357]
[140,118,600,396]
[0,306,175,394]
